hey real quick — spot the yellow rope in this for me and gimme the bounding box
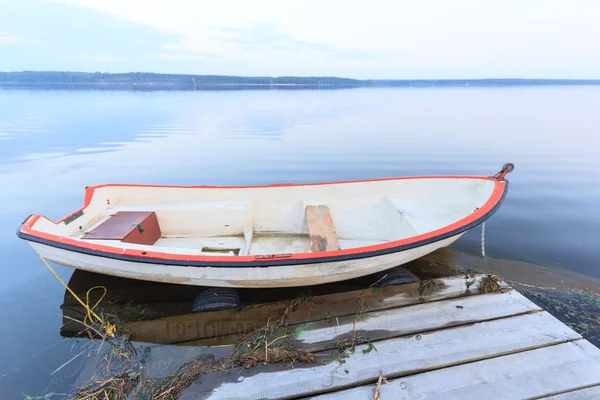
[84,285,108,326]
[39,255,116,337]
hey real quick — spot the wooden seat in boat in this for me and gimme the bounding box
[306,205,341,252]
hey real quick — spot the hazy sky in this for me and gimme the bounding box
[1,0,599,78]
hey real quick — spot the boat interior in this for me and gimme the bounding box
[29,178,497,256]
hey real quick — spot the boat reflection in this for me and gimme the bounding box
[59,249,478,344]
[59,268,379,343]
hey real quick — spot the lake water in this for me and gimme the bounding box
[1,86,599,397]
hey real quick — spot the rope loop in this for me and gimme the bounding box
[39,255,116,337]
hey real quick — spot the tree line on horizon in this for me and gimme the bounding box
[0,71,363,87]
[1,71,599,89]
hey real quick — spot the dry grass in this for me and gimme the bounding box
[418,279,446,303]
[356,287,378,314]
[479,274,501,294]
[73,370,135,400]
[134,356,227,400]
[372,370,389,400]
[74,355,227,400]
[356,274,388,314]
[233,344,315,369]
[463,273,478,296]
[70,325,143,400]
[279,293,315,321]
[230,297,316,369]
[70,294,318,399]
[72,344,227,400]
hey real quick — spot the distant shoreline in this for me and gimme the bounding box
[0,82,360,87]
[2,71,600,91]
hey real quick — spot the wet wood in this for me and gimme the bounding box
[124,274,490,344]
[312,341,600,400]
[417,247,600,293]
[98,270,598,400]
[194,312,578,400]
[290,290,539,352]
[306,205,341,252]
[60,302,192,338]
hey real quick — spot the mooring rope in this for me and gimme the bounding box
[39,255,116,337]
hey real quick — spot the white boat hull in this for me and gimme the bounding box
[30,234,462,288]
[19,166,513,288]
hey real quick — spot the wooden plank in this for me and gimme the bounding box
[310,341,600,400]
[75,343,233,388]
[306,205,341,252]
[539,385,600,399]
[126,274,491,344]
[291,290,540,352]
[185,312,579,399]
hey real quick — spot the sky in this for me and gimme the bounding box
[1,0,599,78]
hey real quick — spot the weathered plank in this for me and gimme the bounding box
[306,205,341,252]
[186,312,578,399]
[75,343,233,387]
[126,274,491,344]
[291,290,540,352]
[539,385,600,399]
[310,341,600,400]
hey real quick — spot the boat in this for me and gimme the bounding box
[17,163,513,288]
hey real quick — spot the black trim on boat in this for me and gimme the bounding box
[64,210,85,225]
[17,182,509,268]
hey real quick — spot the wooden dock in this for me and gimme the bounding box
[174,274,600,399]
[63,267,600,399]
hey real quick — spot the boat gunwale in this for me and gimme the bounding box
[17,175,508,268]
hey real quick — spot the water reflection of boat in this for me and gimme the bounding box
[20,164,513,288]
[60,268,378,341]
[60,269,198,338]
[62,247,507,344]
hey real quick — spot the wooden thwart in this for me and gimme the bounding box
[195,312,579,400]
[311,341,600,400]
[306,205,341,252]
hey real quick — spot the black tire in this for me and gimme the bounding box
[192,288,240,313]
[375,267,420,288]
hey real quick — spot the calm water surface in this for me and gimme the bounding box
[1,87,599,397]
